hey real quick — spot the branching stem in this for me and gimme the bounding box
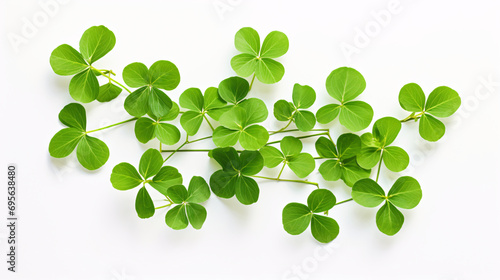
[251,175,319,188]
[85,117,137,134]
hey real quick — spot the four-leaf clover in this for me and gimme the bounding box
[50,25,119,103]
[282,189,339,243]
[352,177,422,235]
[49,103,109,170]
[274,84,317,131]
[399,83,461,141]
[315,134,371,187]
[110,149,182,218]
[230,27,289,84]
[165,176,211,230]
[316,67,374,131]
[209,147,263,205]
[260,136,315,178]
[357,117,410,172]
[122,60,180,119]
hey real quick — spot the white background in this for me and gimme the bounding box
[1,0,500,279]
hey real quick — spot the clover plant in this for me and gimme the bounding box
[49,25,461,243]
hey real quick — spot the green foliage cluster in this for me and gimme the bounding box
[49,26,461,243]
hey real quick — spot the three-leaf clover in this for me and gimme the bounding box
[50,25,119,103]
[357,117,410,172]
[315,134,371,187]
[134,102,181,145]
[209,147,263,205]
[49,103,109,170]
[179,87,228,135]
[110,149,182,219]
[165,176,211,230]
[122,60,180,119]
[282,189,339,243]
[316,67,374,131]
[213,77,269,150]
[230,27,289,84]
[274,84,317,131]
[399,83,461,141]
[352,177,422,235]
[259,136,315,178]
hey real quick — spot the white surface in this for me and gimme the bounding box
[1,0,500,279]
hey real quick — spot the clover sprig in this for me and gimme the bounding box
[48,25,461,243]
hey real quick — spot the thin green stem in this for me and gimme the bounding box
[161,149,212,153]
[270,118,294,135]
[92,67,132,94]
[277,161,287,180]
[249,74,256,91]
[313,157,323,160]
[375,150,384,183]
[335,198,353,206]
[155,203,173,210]
[250,175,319,188]
[266,132,328,145]
[188,135,213,144]
[400,112,424,123]
[203,114,215,132]
[85,117,137,134]
[164,141,188,163]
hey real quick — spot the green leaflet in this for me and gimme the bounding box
[316,135,369,187]
[357,117,409,172]
[123,60,180,118]
[136,186,155,219]
[49,26,119,103]
[352,177,422,235]
[399,83,460,141]
[134,116,181,145]
[97,83,122,102]
[317,67,373,131]
[282,189,339,243]
[231,27,288,84]
[49,104,109,170]
[209,148,263,205]
[272,83,317,132]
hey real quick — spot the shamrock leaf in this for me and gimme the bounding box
[230,27,289,84]
[259,136,315,178]
[356,117,410,172]
[352,177,422,235]
[315,134,371,187]
[123,60,180,118]
[49,103,110,170]
[282,189,339,243]
[316,67,374,131]
[50,25,118,103]
[165,176,210,230]
[179,87,228,135]
[273,84,317,131]
[213,89,269,150]
[134,102,181,145]
[110,149,182,219]
[399,83,461,141]
[209,147,263,205]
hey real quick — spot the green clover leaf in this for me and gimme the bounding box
[316,67,373,132]
[50,26,117,103]
[165,176,210,230]
[134,103,181,146]
[399,83,461,141]
[282,189,339,243]
[49,103,109,170]
[231,27,289,84]
[272,83,317,132]
[110,149,182,219]
[316,134,370,187]
[213,97,269,150]
[209,147,263,205]
[123,60,180,118]
[259,136,315,178]
[357,117,410,172]
[352,177,422,235]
